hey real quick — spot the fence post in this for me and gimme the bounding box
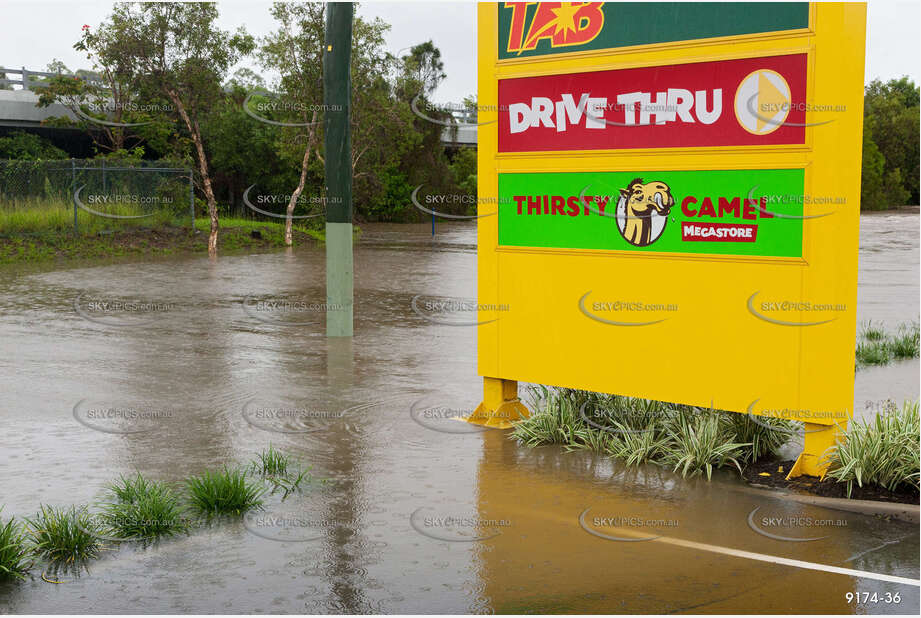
[71,158,77,235]
[188,170,194,231]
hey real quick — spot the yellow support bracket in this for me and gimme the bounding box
[786,421,846,480]
[467,377,531,429]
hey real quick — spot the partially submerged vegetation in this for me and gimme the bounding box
[250,445,316,499]
[514,387,920,497]
[185,468,265,516]
[0,209,323,265]
[1,447,320,582]
[825,400,920,496]
[855,321,920,366]
[101,474,189,540]
[0,510,33,581]
[24,505,102,565]
[513,387,794,480]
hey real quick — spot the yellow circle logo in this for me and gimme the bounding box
[734,69,792,135]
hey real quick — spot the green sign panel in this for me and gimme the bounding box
[498,2,810,60]
[497,169,806,258]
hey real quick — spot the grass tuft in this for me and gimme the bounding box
[0,509,33,580]
[106,472,157,504]
[101,473,189,540]
[25,505,101,564]
[856,340,892,366]
[856,321,920,367]
[890,322,920,359]
[250,446,314,499]
[251,445,289,476]
[860,320,887,341]
[185,468,264,516]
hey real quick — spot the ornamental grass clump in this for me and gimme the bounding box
[825,400,920,497]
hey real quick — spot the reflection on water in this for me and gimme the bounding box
[0,217,917,613]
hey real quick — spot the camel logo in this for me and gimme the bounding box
[615,178,674,247]
[504,2,605,55]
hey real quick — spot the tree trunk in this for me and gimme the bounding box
[168,89,219,255]
[284,110,320,246]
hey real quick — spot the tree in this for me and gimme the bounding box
[83,2,254,254]
[36,52,165,156]
[0,131,67,160]
[395,40,446,101]
[863,77,920,206]
[201,79,285,216]
[258,1,326,245]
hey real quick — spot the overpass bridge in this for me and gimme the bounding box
[0,66,476,152]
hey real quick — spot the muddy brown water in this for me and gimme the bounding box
[0,215,917,613]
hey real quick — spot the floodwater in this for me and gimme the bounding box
[0,214,917,614]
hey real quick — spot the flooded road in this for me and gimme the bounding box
[0,215,917,613]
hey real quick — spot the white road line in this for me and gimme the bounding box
[578,509,920,587]
[657,535,921,587]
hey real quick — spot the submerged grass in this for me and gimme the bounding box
[856,321,919,366]
[250,446,314,499]
[24,505,101,564]
[101,473,189,540]
[825,400,920,497]
[251,445,290,476]
[0,509,33,580]
[185,468,264,516]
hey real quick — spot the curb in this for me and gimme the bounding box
[742,483,919,523]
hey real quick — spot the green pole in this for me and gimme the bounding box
[324,2,354,337]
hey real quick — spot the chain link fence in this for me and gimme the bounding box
[0,159,194,236]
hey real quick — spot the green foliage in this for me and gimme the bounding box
[101,473,189,540]
[250,446,315,499]
[860,320,886,341]
[7,7,474,226]
[861,77,920,209]
[251,445,289,476]
[185,468,264,516]
[106,473,158,504]
[855,321,920,366]
[0,510,33,580]
[25,505,101,564]
[660,410,749,480]
[825,400,920,496]
[449,146,478,206]
[720,412,792,464]
[514,387,791,478]
[891,323,921,359]
[0,131,67,160]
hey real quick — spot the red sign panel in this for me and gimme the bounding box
[498,54,808,152]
